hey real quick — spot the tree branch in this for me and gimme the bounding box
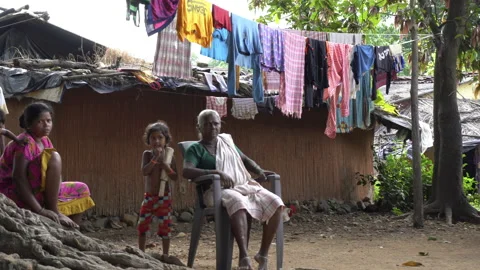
[418,0,443,48]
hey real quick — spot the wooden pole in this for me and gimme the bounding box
[410,0,424,228]
[62,72,128,81]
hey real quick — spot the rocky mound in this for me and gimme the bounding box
[0,194,190,270]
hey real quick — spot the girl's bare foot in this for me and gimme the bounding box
[254,253,268,270]
[58,214,79,228]
[238,256,252,270]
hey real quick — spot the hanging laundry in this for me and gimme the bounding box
[304,39,328,108]
[276,32,306,119]
[213,74,228,92]
[328,33,363,45]
[263,71,283,94]
[152,16,192,79]
[126,0,150,26]
[176,0,213,47]
[348,47,358,99]
[375,70,398,90]
[419,121,433,154]
[323,42,354,138]
[206,96,228,118]
[212,4,231,31]
[257,96,277,115]
[227,14,264,103]
[336,98,355,133]
[352,45,375,130]
[389,44,405,73]
[200,28,229,61]
[203,73,218,91]
[284,29,327,41]
[258,24,285,72]
[231,98,258,120]
[372,46,393,99]
[145,0,178,36]
[0,87,8,114]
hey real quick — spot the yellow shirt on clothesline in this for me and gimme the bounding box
[177,0,213,47]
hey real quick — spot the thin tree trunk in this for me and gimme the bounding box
[410,0,424,228]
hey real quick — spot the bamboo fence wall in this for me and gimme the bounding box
[5,87,373,216]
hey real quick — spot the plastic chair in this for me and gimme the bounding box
[178,141,284,269]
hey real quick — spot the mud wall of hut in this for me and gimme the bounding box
[5,87,373,216]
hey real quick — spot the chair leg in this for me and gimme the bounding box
[218,207,234,270]
[276,219,284,270]
[213,178,227,270]
[271,175,283,269]
[187,206,205,268]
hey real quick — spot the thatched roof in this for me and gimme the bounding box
[400,98,480,142]
[375,77,480,151]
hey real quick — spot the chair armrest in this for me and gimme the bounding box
[255,173,280,183]
[190,174,221,185]
[267,174,281,196]
[266,174,280,182]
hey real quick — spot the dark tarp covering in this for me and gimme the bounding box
[463,140,480,153]
[0,67,142,97]
[0,67,66,98]
[64,78,143,94]
[0,13,104,61]
[0,28,50,60]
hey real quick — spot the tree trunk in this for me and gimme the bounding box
[0,194,190,270]
[410,0,424,228]
[424,0,480,223]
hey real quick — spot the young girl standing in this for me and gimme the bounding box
[137,121,178,255]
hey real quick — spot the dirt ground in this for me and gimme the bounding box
[86,212,480,270]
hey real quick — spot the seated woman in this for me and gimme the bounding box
[0,102,95,228]
[183,109,284,270]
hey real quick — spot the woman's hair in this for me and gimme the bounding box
[197,109,220,127]
[0,109,5,125]
[143,121,172,145]
[19,102,54,129]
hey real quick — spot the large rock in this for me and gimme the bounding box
[0,194,191,270]
[122,213,138,227]
[179,212,193,223]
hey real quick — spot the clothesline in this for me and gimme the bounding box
[395,35,434,46]
[362,33,431,36]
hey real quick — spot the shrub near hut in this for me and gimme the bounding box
[357,151,480,214]
[356,150,434,213]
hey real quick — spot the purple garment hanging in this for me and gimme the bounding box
[145,0,179,36]
[258,24,284,72]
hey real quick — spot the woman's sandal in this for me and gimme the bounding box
[238,256,252,270]
[254,254,268,270]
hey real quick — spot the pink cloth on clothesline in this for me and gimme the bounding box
[323,42,354,139]
[276,32,306,119]
[206,96,228,118]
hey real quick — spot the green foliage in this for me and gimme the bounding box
[392,207,404,216]
[208,59,228,68]
[357,148,479,213]
[356,146,433,212]
[467,194,480,211]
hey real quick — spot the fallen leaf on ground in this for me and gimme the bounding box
[418,252,429,256]
[145,243,157,249]
[402,261,424,267]
[427,236,437,241]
